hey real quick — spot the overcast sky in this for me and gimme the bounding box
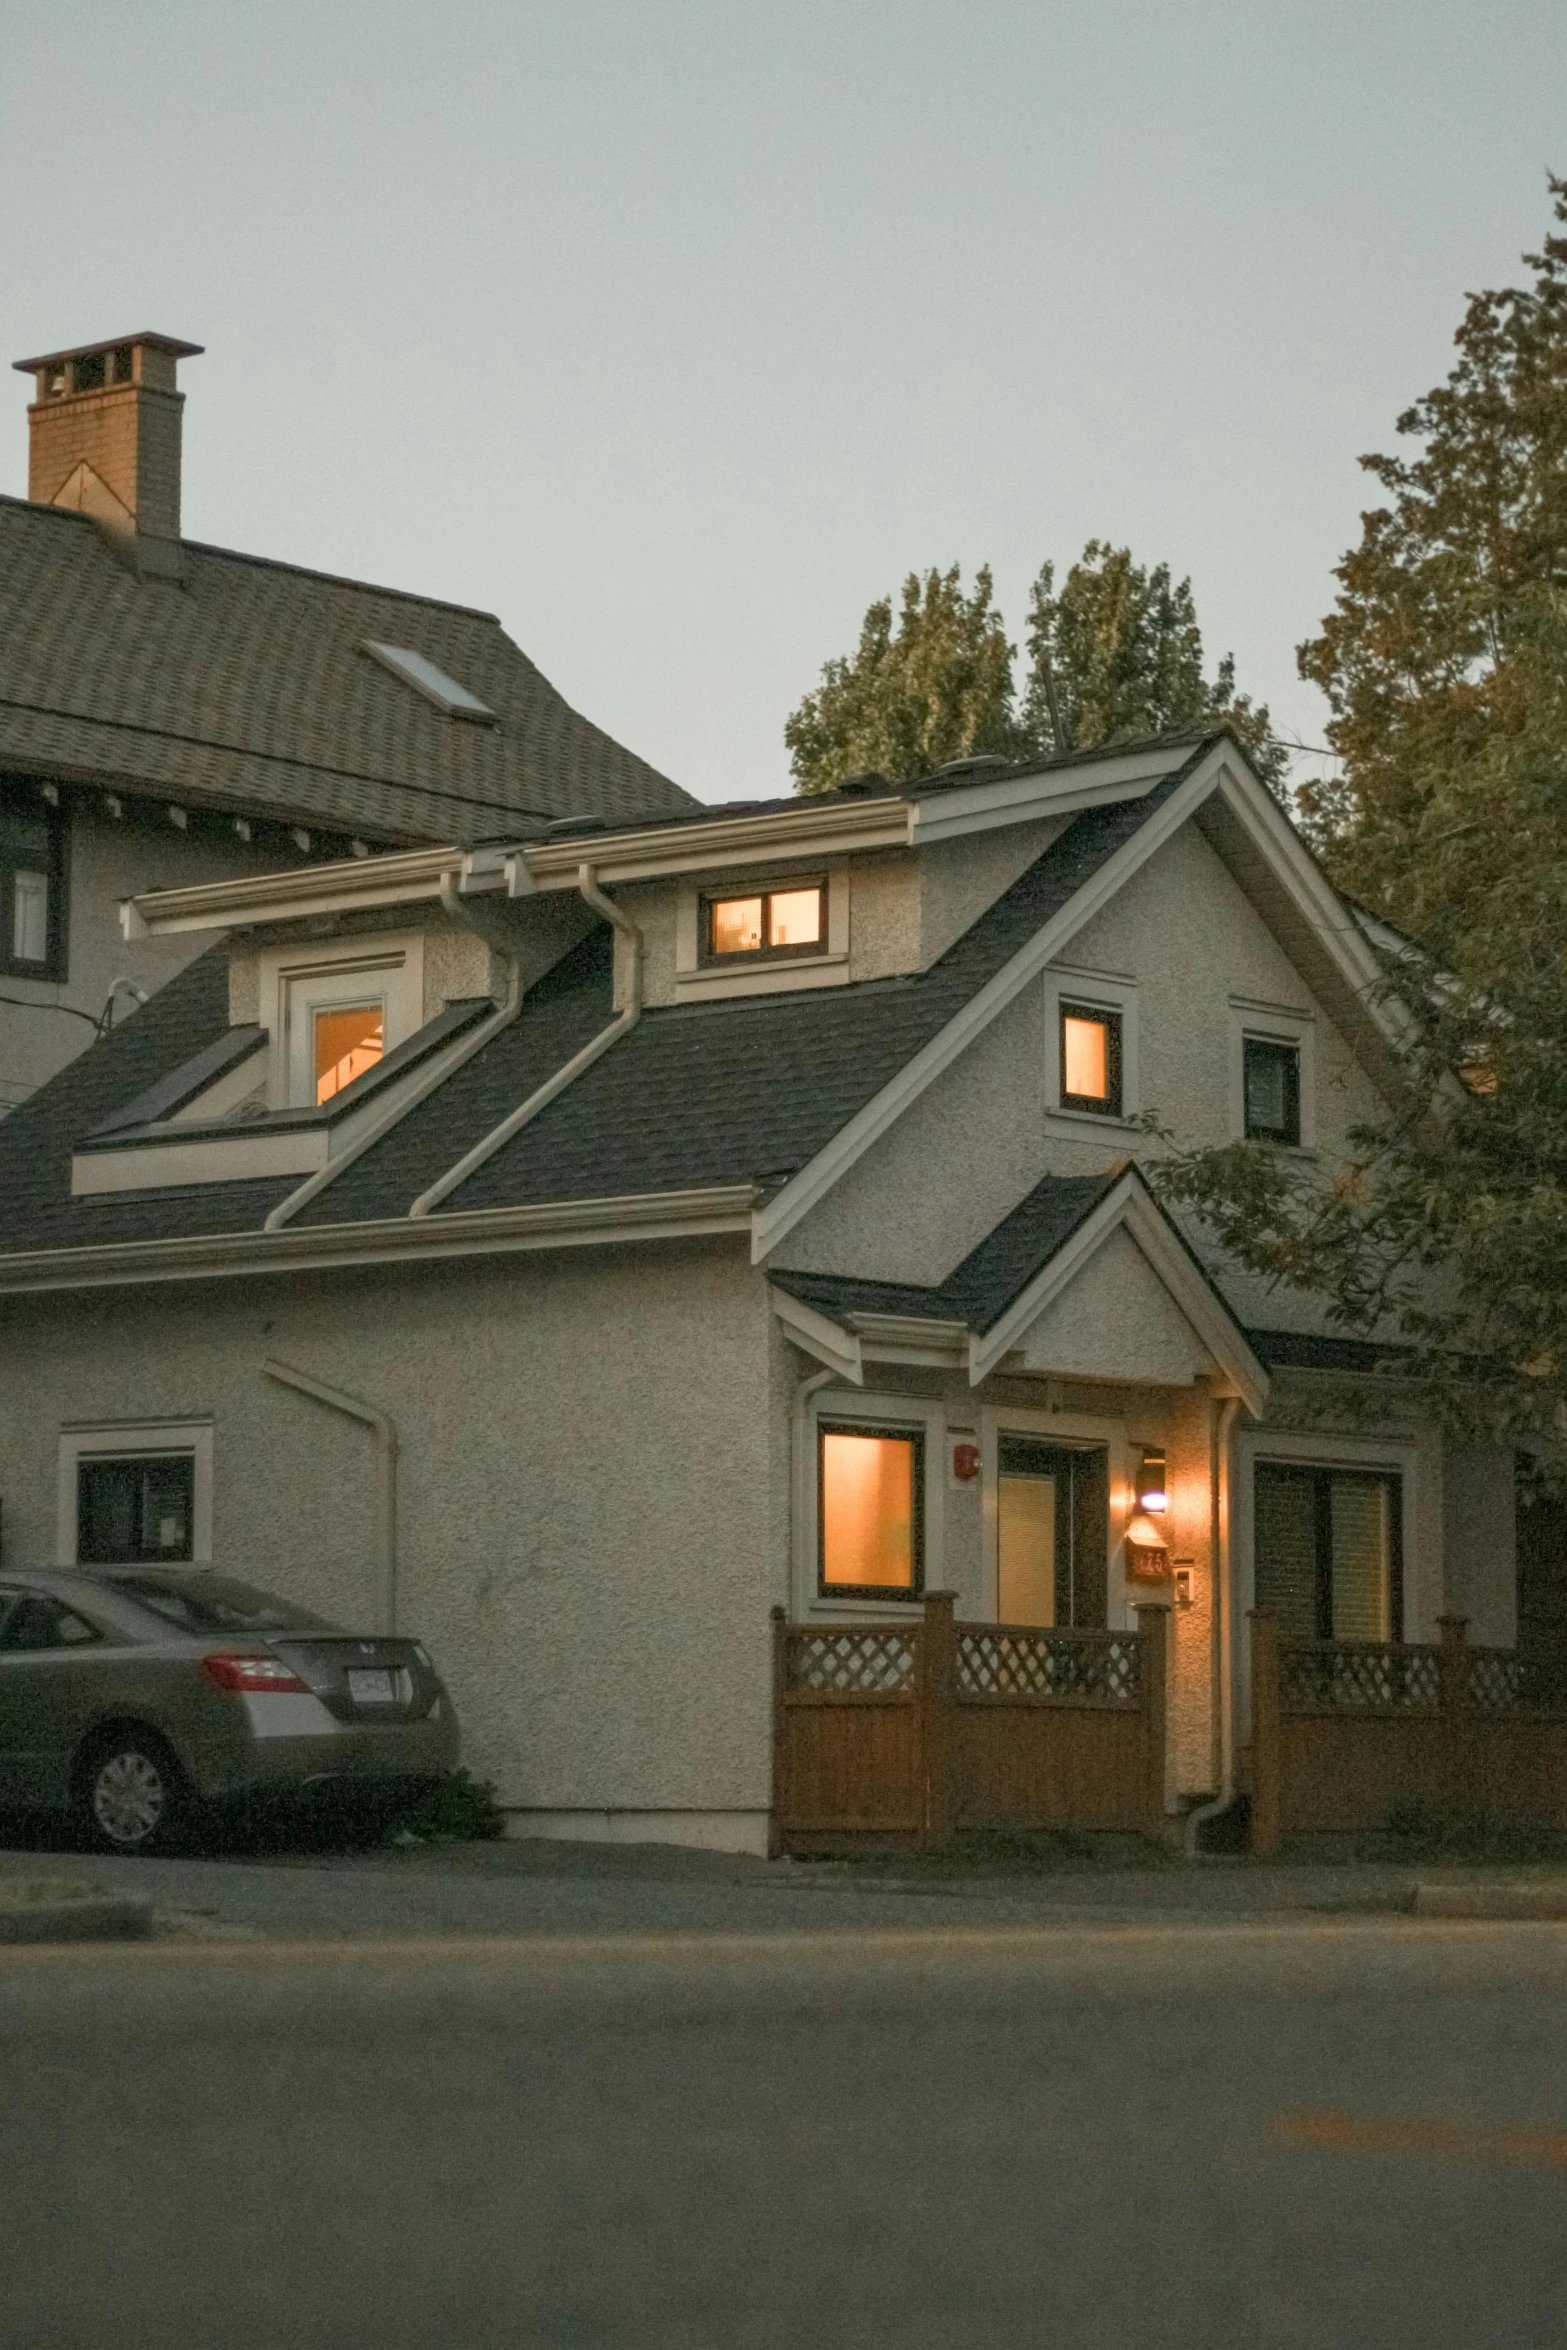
[4,2,1564,804]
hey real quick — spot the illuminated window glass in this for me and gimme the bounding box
[313,1002,384,1103]
[819,1425,923,1596]
[1060,1004,1122,1114]
[705,882,825,962]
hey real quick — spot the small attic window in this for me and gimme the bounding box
[362,641,496,724]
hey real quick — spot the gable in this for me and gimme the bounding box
[1013,1224,1217,1387]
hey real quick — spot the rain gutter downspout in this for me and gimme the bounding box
[407,863,642,1221]
[263,871,523,1234]
[262,1359,399,1633]
[1184,1392,1243,1856]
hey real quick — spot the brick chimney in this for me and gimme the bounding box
[12,331,203,582]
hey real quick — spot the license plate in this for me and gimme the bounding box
[347,1668,395,1704]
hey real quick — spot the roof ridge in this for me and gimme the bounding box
[0,495,502,622]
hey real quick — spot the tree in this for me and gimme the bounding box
[1150,180,1567,1456]
[785,565,1022,795]
[1021,542,1288,791]
[786,543,1285,795]
[1296,176,1567,960]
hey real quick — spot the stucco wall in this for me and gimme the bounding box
[0,803,298,1113]
[0,1237,783,1826]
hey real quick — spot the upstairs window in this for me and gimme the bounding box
[313,1002,385,1103]
[1244,1036,1301,1144]
[818,1424,924,1599]
[703,881,825,963]
[0,796,64,980]
[1060,1003,1123,1116]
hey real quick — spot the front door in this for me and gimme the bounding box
[996,1439,1109,1627]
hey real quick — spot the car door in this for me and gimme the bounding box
[0,1587,115,1810]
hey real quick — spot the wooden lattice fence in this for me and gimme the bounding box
[1249,1611,1567,1852]
[770,1592,1168,1855]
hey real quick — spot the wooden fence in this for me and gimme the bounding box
[770,1592,1168,1856]
[1249,1611,1567,1854]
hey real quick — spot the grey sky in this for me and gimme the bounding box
[4,2,1564,806]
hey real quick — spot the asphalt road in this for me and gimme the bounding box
[6,1916,1567,2350]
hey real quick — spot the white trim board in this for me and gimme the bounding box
[57,1419,215,1566]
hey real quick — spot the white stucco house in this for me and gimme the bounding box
[0,725,1534,1851]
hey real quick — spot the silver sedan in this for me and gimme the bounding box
[0,1567,460,1853]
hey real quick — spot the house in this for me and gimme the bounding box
[0,329,693,1114]
[0,726,1530,1853]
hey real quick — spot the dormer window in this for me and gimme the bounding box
[269,941,424,1110]
[703,880,825,963]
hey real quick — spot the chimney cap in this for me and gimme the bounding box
[12,331,204,375]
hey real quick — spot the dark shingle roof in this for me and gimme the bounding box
[0,744,1206,1258]
[0,496,694,844]
[769,1171,1120,1333]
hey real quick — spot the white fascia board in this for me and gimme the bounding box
[124,846,465,940]
[769,1287,865,1383]
[907,743,1182,846]
[508,800,914,894]
[72,1128,327,1196]
[0,1186,758,1295]
[965,1172,1269,1413]
[848,1312,969,1369]
[751,743,1231,1264]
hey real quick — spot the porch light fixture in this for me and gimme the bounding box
[1136,1449,1168,1515]
[1126,1448,1169,1579]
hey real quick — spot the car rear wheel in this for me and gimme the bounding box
[76,1732,188,1855]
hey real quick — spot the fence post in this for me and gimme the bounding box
[1135,1604,1171,1840]
[1250,1612,1282,1858]
[769,1604,788,1860]
[920,1590,957,1845]
[1437,1613,1472,1824]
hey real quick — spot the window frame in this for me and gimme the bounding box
[816,1419,927,1604]
[1229,999,1316,1152]
[260,935,424,1110]
[699,877,829,968]
[0,785,67,982]
[76,1452,198,1567]
[1058,1000,1124,1118]
[1252,1461,1404,1643]
[1242,1035,1303,1146]
[57,1421,214,1567]
[1044,969,1138,1131]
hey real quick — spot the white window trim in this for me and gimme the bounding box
[795,1387,945,1619]
[258,933,424,1109]
[1229,996,1316,1153]
[1233,1423,1435,1739]
[980,1403,1146,1629]
[57,1419,214,1567]
[1044,965,1140,1136]
[675,867,849,1002]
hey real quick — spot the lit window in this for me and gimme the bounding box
[1060,1004,1122,1115]
[313,1002,384,1103]
[704,882,825,962]
[1243,1037,1301,1144]
[819,1425,923,1597]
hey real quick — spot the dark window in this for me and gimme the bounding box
[1243,1037,1301,1144]
[1254,1464,1403,1642]
[0,1593,102,1652]
[818,1424,924,1599]
[0,788,66,980]
[1059,1003,1123,1116]
[77,1456,195,1565]
[702,881,826,963]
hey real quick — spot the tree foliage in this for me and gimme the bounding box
[1297,176,1567,959]
[1154,179,1567,1454]
[786,544,1281,794]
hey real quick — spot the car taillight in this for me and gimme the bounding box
[201,1652,311,1695]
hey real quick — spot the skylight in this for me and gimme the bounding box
[362,641,496,723]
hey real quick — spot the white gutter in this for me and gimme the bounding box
[263,1359,399,1634]
[262,872,524,1235]
[1184,1393,1242,1855]
[408,863,643,1221]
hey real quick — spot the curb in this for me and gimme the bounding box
[0,1895,155,1944]
[1411,1881,1567,1920]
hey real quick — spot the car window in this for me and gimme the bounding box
[0,1593,103,1652]
[111,1575,338,1637]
